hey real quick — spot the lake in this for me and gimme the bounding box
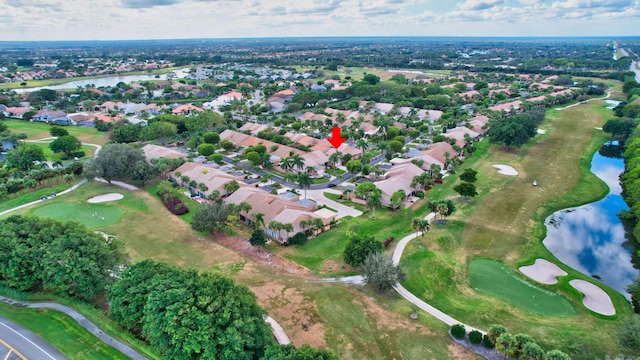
[543,141,638,298]
[12,67,191,94]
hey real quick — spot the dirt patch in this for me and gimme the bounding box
[213,233,312,277]
[356,295,433,335]
[320,259,356,273]
[448,343,481,360]
[251,283,327,348]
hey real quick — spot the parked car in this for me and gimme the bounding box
[50,192,57,197]
[40,195,48,200]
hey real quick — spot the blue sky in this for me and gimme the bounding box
[1,0,639,40]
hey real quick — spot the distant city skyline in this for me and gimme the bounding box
[2,0,640,41]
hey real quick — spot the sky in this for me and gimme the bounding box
[1,0,640,41]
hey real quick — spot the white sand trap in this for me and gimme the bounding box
[537,129,547,134]
[493,164,518,176]
[519,259,567,285]
[87,193,124,203]
[569,279,615,316]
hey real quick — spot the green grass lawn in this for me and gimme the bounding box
[32,202,124,229]
[3,119,109,145]
[0,180,76,213]
[0,302,129,360]
[28,141,97,162]
[468,258,576,317]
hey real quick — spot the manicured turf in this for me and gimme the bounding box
[0,302,129,360]
[469,259,576,318]
[32,202,124,228]
[3,119,108,145]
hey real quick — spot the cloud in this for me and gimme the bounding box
[6,0,64,11]
[120,0,182,8]
[457,0,505,11]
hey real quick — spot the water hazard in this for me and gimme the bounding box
[543,141,638,298]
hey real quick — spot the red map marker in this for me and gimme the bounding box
[327,127,346,149]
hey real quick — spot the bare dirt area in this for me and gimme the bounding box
[448,343,483,360]
[213,233,312,277]
[320,259,356,273]
[251,283,327,349]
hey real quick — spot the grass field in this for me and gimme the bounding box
[3,119,108,145]
[0,302,129,360]
[28,141,97,161]
[32,202,124,228]
[468,258,576,317]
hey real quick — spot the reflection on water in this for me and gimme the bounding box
[543,143,638,298]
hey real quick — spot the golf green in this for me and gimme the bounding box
[33,202,124,229]
[469,258,576,317]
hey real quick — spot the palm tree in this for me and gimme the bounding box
[260,153,273,169]
[328,151,342,169]
[223,180,239,195]
[253,212,265,230]
[267,221,283,242]
[280,157,294,173]
[290,154,305,173]
[198,183,209,196]
[297,173,312,199]
[437,201,449,221]
[282,223,294,243]
[312,218,324,235]
[208,190,221,202]
[356,139,368,151]
[238,201,252,223]
[366,190,382,218]
[283,172,297,184]
[412,218,430,237]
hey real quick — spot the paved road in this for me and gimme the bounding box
[555,91,611,111]
[0,296,146,360]
[389,212,486,334]
[0,315,67,360]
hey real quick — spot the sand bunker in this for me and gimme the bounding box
[569,279,615,316]
[537,129,547,134]
[87,193,124,203]
[493,164,518,176]
[519,259,567,285]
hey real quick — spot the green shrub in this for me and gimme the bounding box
[468,330,483,344]
[483,334,495,348]
[73,151,85,158]
[451,324,466,339]
[288,232,307,246]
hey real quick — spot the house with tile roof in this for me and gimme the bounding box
[172,104,204,116]
[142,144,187,161]
[170,162,247,198]
[374,163,424,206]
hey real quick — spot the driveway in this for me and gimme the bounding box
[305,188,362,219]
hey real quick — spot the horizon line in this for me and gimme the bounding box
[2,35,640,43]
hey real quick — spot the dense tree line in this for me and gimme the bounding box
[0,216,125,300]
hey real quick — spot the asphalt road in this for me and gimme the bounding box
[0,315,67,360]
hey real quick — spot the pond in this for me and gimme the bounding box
[12,67,191,94]
[543,141,638,298]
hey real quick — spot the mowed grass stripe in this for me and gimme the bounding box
[469,259,576,318]
[32,202,124,229]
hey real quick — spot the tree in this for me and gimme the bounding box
[297,173,312,199]
[454,182,478,200]
[412,218,430,237]
[468,330,483,345]
[389,189,406,211]
[129,160,157,187]
[488,115,537,149]
[238,201,252,222]
[268,220,283,241]
[49,126,69,137]
[617,314,640,357]
[223,180,240,195]
[253,212,265,230]
[49,135,81,156]
[387,139,404,155]
[219,139,235,151]
[245,150,261,165]
[0,216,125,301]
[249,228,266,246]
[459,168,478,183]
[111,123,142,143]
[261,344,339,360]
[203,131,220,144]
[487,324,507,345]
[190,202,231,233]
[140,121,177,144]
[603,118,637,138]
[343,234,383,266]
[111,262,271,359]
[366,189,382,218]
[346,159,363,174]
[290,154,305,172]
[85,143,145,183]
[6,143,45,170]
[520,342,545,360]
[495,333,517,358]
[197,143,216,157]
[363,74,380,85]
[627,275,640,313]
[361,251,406,292]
